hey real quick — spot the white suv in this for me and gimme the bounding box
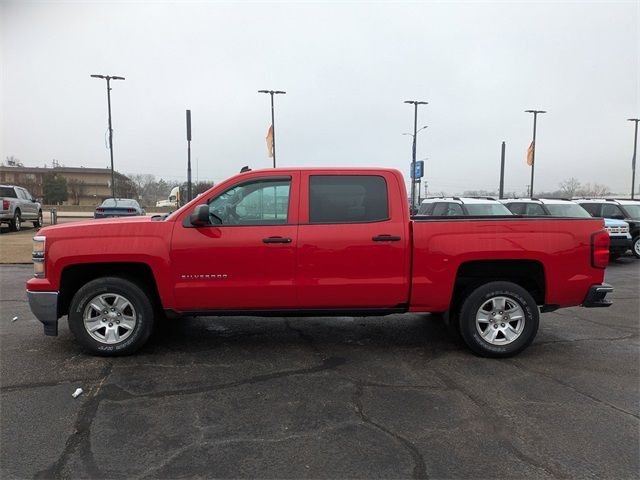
[417,197,513,216]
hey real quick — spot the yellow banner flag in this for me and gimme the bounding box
[266,125,274,158]
[526,141,534,166]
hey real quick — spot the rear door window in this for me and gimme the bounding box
[601,204,626,219]
[505,203,525,215]
[431,202,463,216]
[309,175,389,223]
[417,202,434,215]
[525,203,547,216]
[580,203,601,216]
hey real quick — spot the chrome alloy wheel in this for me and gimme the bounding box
[634,238,640,257]
[83,293,137,344]
[475,296,526,345]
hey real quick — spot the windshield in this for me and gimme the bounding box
[465,203,513,215]
[622,204,640,219]
[101,199,138,208]
[545,203,591,218]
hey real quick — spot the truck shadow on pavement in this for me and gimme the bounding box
[146,313,460,356]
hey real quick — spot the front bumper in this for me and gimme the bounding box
[582,283,613,308]
[609,236,632,252]
[27,290,59,335]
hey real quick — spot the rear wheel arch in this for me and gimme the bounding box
[451,259,546,308]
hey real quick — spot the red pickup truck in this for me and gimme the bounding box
[27,168,612,357]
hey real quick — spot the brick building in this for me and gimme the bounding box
[0,165,130,206]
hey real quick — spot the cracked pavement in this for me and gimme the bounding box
[1,259,638,479]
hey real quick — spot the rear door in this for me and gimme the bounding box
[297,171,410,308]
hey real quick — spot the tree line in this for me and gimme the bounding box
[460,178,612,199]
[40,172,214,206]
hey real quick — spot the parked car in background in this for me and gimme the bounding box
[0,184,42,232]
[94,199,145,219]
[603,218,632,260]
[500,198,591,218]
[575,199,640,258]
[417,197,514,216]
[500,198,631,259]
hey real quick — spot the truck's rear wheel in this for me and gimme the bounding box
[68,277,154,356]
[458,281,539,358]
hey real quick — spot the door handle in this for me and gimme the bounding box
[372,235,401,242]
[263,237,292,244]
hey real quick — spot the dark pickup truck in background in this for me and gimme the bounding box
[27,168,612,358]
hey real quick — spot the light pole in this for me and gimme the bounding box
[404,100,428,210]
[525,109,546,198]
[91,74,125,198]
[403,126,428,204]
[628,118,639,199]
[259,90,286,168]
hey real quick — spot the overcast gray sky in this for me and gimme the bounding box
[1,0,638,195]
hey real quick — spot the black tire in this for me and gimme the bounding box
[68,277,155,356]
[33,210,43,228]
[632,237,640,259]
[458,281,539,358]
[10,210,21,232]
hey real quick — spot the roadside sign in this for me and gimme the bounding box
[414,160,424,179]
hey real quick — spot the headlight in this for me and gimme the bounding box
[32,236,46,278]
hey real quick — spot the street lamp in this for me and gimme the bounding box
[402,126,428,137]
[404,100,428,210]
[91,74,125,198]
[258,90,286,168]
[525,109,547,198]
[628,118,639,199]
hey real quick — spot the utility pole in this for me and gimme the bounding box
[404,100,428,210]
[525,109,546,198]
[91,74,125,198]
[499,141,506,199]
[628,118,639,199]
[259,90,286,167]
[186,110,192,202]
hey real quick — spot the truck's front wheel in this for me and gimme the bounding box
[68,277,155,356]
[458,281,539,358]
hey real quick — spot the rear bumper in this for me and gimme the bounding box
[582,283,613,308]
[27,290,59,335]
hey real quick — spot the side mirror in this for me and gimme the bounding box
[190,204,210,226]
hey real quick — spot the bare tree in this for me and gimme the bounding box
[67,179,86,206]
[578,183,611,197]
[559,177,581,198]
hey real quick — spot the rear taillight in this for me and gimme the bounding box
[591,230,610,269]
[2,199,9,210]
[96,208,104,213]
[127,208,136,213]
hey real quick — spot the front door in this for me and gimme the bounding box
[171,173,299,311]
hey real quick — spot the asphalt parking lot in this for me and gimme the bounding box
[1,260,638,479]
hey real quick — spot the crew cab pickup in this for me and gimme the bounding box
[1,185,43,232]
[26,168,613,357]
